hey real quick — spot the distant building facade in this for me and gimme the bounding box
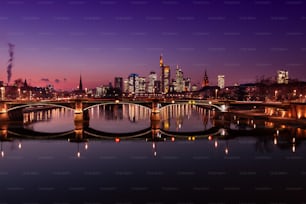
[277,70,289,84]
[160,54,171,94]
[114,77,123,91]
[147,71,157,94]
[218,75,225,89]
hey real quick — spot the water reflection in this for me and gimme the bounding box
[89,104,151,133]
[1,104,306,203]
[160,104,215,131]
[23,107,74,133]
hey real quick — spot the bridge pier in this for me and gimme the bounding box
[0,114,8,140]
[0,102,7,114]
[74,110,89,140]
[150,100,161,121]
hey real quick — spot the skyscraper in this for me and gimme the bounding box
[202,70,209,87]
[277,70,289,84]
[128,73,139,94]
[217,75,225,89]
[174,65,184,92]
[160,54,171,94]
[114,77,123,91]
[147,71,157,94]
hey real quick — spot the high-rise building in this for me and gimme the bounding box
[123,79,129,94]
[160,54,171,94]
[277,70,289,84]
[184,78,191,92]
[114,77,123,91]
[154,80,161,94]
[139,77,146,94]
[202,70,209,87]
[147,71,157,94]
[174,65,184,92]
[128,73,139,94]
[217,75,225,89]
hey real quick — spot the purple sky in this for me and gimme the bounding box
[0,0,306,90]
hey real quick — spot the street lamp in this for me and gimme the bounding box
[215,89,218,99]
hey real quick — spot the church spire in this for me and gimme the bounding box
[202,70,209,87]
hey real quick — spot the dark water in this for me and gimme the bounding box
[1,104,306,203]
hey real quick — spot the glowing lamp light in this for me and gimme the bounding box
[208,135,213,141]
[225,148,229,155]
[171,137,175,142]
[115,99,120,104]
[115,138,120,143]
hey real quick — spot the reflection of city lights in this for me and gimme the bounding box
[77,152,80,158]
[225,148,229,155]
[85,143,88,150]
[171,137,175,142]
[18,143,22,149]
[292,137,295,143]
[154,151,157,157]
[292,144,296,153]
[276,130,279,136]
[214,141,218,148]
[152,142,155,149]
[1,151,4,157]
[115,138,120,143]
[274,138,277,145]
[178,124,181,129]
[253,124,256,129]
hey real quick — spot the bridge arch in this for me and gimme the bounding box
[160,101,227,112]
[83,101,152,112]
[7,103,75,112]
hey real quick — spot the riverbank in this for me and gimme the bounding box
[230,110,306,127]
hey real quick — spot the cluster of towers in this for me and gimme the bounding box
[118,54,193,95]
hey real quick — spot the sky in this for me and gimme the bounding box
[0,0,306,90]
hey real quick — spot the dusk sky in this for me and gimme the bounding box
[0,0,306,90]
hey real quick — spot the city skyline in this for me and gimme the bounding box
[0,0,306,90]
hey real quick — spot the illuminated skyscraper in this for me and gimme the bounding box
[123,79,129,93]
[217,75,225,89]
[277,70,289,84]
[128,73,139,94]
[139,77,146,94]
[202,70,209,87]
[174,65,184,92]
[160,54,170,94]
[147,71,157,94]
